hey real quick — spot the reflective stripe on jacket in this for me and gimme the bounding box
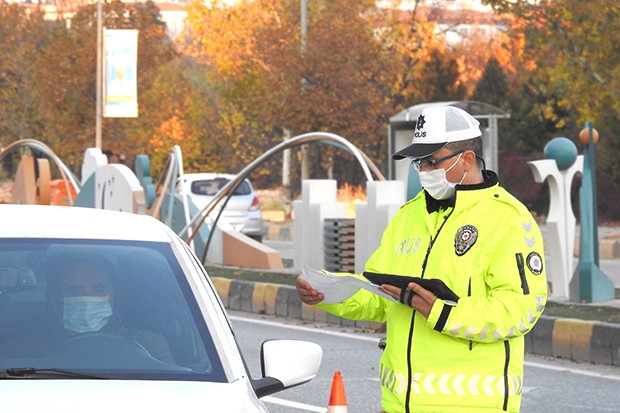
[319,171,547,413]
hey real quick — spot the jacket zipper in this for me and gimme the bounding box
[515,253,530,294]
[502,341,511,410]
[405,212,453,413]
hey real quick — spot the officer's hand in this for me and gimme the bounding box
[296,275,324,305]
[379,282,437,318]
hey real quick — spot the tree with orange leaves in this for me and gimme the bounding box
[182,0,457,188]
[483,0,620,185]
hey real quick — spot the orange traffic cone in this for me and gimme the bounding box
[327,370,348,413]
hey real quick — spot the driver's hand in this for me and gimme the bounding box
[296,276,324,305]
[379,282,437,318]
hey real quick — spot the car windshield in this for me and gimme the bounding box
[191,178,251,196]
[0,238,225,381]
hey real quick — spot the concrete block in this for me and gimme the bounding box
[263,283,279,315]
[300,304,329,323]
[313,307,329,323]
[591,323,620,365]
[275,287,290,317]
[229,280,253,312]
[274,285,301,318]
[599,240,620,259]
[528,316,556,356]
[355,320,385,333]
[342,317,356,327]
[239,280,254,313]
[251,283,268,314]
[210,277,231,307]
[552,318,595,361]
[228,280,242,310]
[286,286,302,319]
[327,312,343,326]
[301,302,315,321]
[610,325,620,367]
[223,230,283,270]
[574,239,620,259]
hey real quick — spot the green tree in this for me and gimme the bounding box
[415,49,466,103]
[469,56,543,153]
[470,58,508,108]
[482,0,620,185]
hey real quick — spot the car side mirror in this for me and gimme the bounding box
[253,339,322,398]
[0,266,36,292]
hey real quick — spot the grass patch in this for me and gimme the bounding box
[543,301,620,324]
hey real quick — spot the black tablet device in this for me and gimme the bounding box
[362,271,459,302]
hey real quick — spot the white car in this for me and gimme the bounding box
[0,205,321,412]
[180,173,266,242]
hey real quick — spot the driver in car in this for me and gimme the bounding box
[2,254,176,365]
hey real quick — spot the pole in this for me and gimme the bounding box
[282,128,292,219]
[572,122,614,302]
[300,0,309,180]
[95,0,103,149]
[301,0,307,53]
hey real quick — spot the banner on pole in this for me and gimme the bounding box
[104,29,138,118]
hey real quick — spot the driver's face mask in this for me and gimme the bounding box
[63,296,113,333]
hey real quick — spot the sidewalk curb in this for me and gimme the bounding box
[211,278,384,331]
[212,277,620,367]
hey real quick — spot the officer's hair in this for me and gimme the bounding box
[445,136,484,168]
[445,136,482,155]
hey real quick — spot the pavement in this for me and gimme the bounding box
[212,220,620,367]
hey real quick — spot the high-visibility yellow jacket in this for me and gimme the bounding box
[319,171,547,413]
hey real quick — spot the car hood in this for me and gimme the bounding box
[0,379,268,413]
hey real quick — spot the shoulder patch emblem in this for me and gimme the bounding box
[526,252,543,275]
[455,225,478,256]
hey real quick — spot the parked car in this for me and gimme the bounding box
[0,204,321,412]
[180,173,266,242]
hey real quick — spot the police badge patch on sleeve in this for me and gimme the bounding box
[455,225,478,256]
[526,252,543,275]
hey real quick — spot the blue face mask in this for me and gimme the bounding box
[63,296,113,333]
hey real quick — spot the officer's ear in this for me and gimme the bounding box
[461,150,478,172]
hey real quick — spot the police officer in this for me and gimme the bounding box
[297,105,547,413]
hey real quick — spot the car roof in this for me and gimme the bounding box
[183,173,236,180]
[0,204,175,242]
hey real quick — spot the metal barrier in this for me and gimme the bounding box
[324,218,355,273]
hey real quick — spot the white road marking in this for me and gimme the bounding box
[229,314,381,343]
[524,360,620,381]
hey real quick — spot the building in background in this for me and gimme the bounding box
[13,0,501,41]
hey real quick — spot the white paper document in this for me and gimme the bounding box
[301,265,396,304]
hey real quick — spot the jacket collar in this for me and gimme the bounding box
[425,170,499,213]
